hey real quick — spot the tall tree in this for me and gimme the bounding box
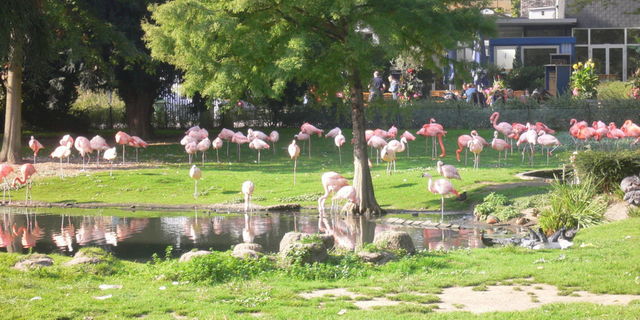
[144,0,493,215]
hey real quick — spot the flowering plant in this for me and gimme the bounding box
[398,68,424,102]
[570,60,599,99]
[629,68,640,100]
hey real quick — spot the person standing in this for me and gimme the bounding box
[368,71,386,102]
[388,75,399,100]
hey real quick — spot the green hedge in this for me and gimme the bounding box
[573,150,640,193]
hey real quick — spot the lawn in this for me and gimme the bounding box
[23,128,572,212]
[1,218,638,319]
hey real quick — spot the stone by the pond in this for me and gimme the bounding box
[357,250,396,265]
[279,232,333,252]
[280,240,328,264]
[486,215,500,224]
[64,256,102,266]
[234,242,264,253]
[373,231,415,254]
[515,217,529,225]
[232,243,263,259]
[179,250,212,262]
[14,254,53,271]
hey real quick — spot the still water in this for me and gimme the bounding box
[1,209,487,260]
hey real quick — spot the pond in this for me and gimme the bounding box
[1,208,496,260]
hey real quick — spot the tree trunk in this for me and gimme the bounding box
[0,35,24,164]
[122,90,155,139]
[347,68,383,216]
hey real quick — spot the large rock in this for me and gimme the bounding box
[14,254,53,271]
[357,251,396,265]
[64,249,106,266]
[279,232,306,252]
[280,242,328,264]
[234,243,264,253]
[179,250,212,262]
[232,243,263,259]
[373,231,415,254]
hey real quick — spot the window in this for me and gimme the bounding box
[628,29,640,44]
[573,29,588,45]
[590,29,624,45]
[629,46,640,78]
[575,46,588,63]
[522,47,557,67]
[495,47,517,70]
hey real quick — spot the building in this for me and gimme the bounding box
[488,0,640,81]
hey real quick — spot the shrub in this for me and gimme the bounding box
[283,252,368,280]
[538,178,607,233]
[573,150,640,193]
[505,66,545,91]
[473,193,520,221]
[165,251,276,284]
[571,60,599,99]
[597,81,632,100]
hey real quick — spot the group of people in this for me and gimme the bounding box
[368,71,400,101]
[447,84,551,106]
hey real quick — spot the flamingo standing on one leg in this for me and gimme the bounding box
[288,140,301,185]
[325,127,341,139]
[0,164,14,203]
[467,131,484,169]
[211,137,223,163]
[537,131,561,165]
[196,137,211,165]
[59,135,74,164]
[294,131,311,156]
[115,131,132,165]
[218,128,235,159]
[248,138,270,164]
[436,161,461,180]
[269,130,279,155]
[517,123,538,166]
[300,122,323,158]
[490,112,514,154]
[231,132,250,161]
[335,132,346,165]
[317,172,349,214]
[51,146,71,178]
[491,131,511,167]
[189,165,202,199]
[242,181,255,213]
[90,135,109,166]
[367,135,387,164]
[74,136,93,171]
[103,147,117,176]
[129,136,148,163]
[401,131,416,156]
[422,173,466,223]
[28,136,44,164]
[12,163,36,203]
[185,142,197,164]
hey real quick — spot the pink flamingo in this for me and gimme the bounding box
[103,147,117,176]
[387,125,398,139]
[90,135,109,166]
[417,119,446,159]
[325,127,342,139]
[189,165,202,199]
[294,131,311,156]
[385,137,407,171]
[218,128,235,158]
[188,127,208,141]
[436,161,461,180]
[381,145,396,175]
[74,136,92,170]
[247,129,269,141]
[59,134,74,164]
[367,135,387,164]
[211,137,223,162]
[128,136,148,163]
[331,185,358,214]
[300,122,323,158]
[0,164,14,203]
[12,163,36,203]
[196,137,211,165]
[607,122,625,139]
[537,131,561,165]
[51,146,71,178]
[248,138,270,164]
[269,130,279,154]
[28,136,44,164]
[115,131,132,164]
[318,172,349,214]
[401,131,416,156]
[242,181,255,213]
[491,131,511,167]
[373,128,389,139]
[621,120,640,138]
[180,135,197,146]
[422,173,466,222]
[185,142,197,164]
[231,132,250,161]
[534,122,556,134]
[455,134,472,164]
[517,123,538,165]
[490,112,514,153]
[334,132,346,165]
[591,121,609,141]
[467,131,484,169]
[288,140,301,185]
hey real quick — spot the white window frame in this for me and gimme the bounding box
[520,45,559,66]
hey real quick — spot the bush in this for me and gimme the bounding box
[505,66,544,91]
[283,252,368,280]
[597,81,632,100]
[473,193,520,221]
[573,150,640,193]
[538,178,607,233]
[164,251,276,284]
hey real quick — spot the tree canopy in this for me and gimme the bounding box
[144,0,494,214]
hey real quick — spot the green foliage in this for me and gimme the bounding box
[160,251,276,284]
[571,60,600,99]
[474,192,520,221]
[538,178,607,233]
[573,150,640,192]
[629,206,640,218]
[597,81,633,100]
[505,66,544,91]
[71,89,126,129]
[283,253,368,280]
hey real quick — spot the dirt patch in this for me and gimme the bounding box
[29,159,167,179]
[299,288,363,300]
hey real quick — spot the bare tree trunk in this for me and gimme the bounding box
[347,68,382,216]
[123,91,155,139]
[0,35,24,164]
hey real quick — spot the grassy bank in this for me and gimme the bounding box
[23,128,570,211]
[1,218,638,319]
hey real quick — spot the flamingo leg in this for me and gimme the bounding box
[189,153,192,165]
[122,145,126,165]
[216,149,220,163]
[136,148,139,163]
[226,141,230,158]
[258,150,261,164]
[293,158,297,185]
[338,146,342,165]
[202,152,205,166]
[406,143,410,157]
[308,137,312,159]
[33,153,36,165]
[96,150,100,166]
[194,180,198,199]
[237,144,240,162]
[464,148,468,166]
[440,195,445,223]
[60,157,64,179]
[110,161,113,177]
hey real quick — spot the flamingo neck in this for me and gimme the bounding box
[12,177,26,188]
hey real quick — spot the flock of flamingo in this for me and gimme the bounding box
[5,113,640,220]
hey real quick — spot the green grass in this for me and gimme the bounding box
[22,128,572,212]
[1,218,639,319]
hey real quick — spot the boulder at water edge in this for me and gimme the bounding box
[357,251,396,265]
[279,232,329,264]
[14,254,54,271]
[373,231,415,254]
[179,250,212,262]
[64,249,107,266]
[232,243,264,259]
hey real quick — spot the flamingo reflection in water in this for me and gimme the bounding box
[11,210,44,250]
